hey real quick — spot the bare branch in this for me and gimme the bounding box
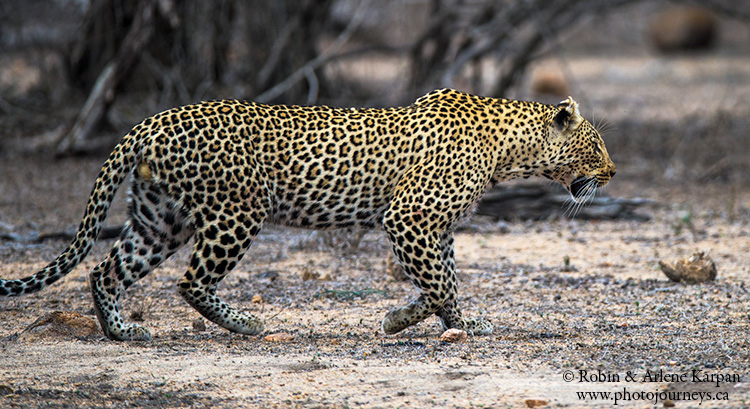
[256,13,303,91]
[304,67,319,105]
[254,0,370,104]
[57,0,156,155]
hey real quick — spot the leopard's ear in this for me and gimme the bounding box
[553,97,583,132]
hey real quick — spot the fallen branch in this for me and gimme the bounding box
[476,183,653,221]
[0,225,124,244]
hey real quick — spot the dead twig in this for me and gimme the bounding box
[56,0,157,155]
[0,225,124,244]
[254,0,370,104]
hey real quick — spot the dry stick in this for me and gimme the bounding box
[56,0,156,155]
[256,13,302,91]
[254,0,370,104]
[475,184,653,221]
[440,0,541,86]
[491,0,584,96]
[304,67,320,105]
[0,225,124,244]
[699,0,750,21]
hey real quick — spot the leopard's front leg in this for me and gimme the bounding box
[381,221,492,335]
[379,157,495,335]
[381,192,491,335]
[434,233,493,335]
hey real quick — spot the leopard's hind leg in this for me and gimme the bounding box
[177,187,269,336]
[90,177,193,341]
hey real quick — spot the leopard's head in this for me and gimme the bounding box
[542,97,616,203]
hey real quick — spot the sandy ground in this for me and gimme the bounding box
[0,153,749,408]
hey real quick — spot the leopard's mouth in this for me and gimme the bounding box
[567,176,597,202]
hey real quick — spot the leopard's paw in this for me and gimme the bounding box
[381,306,418,335]
[461,316,493,336]
[105,323,152,341]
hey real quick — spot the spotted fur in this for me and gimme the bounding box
[0,89,615,341]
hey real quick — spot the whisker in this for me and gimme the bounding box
[564,178,598,218]
[593,116,615,137]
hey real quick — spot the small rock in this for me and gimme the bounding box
[439,328,468,343]
[525,398,549,408]
[251,294,263,304]
[663,399,675,407]
[659,251,717,283]
[264,332,294,342]
[192,318,206,332]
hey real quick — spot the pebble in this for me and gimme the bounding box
[524,398,549,408]
[264,332,294,342]
[439,328,468,343]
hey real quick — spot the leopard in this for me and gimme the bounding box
[0,88,615,341]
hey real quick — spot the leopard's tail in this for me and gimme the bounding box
[0,129,141,297]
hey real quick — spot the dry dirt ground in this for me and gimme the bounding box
[0,151,749,409]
